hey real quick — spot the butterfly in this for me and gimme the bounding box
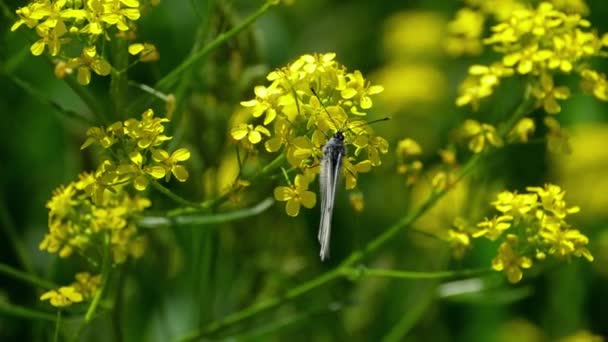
[311,88,388,261]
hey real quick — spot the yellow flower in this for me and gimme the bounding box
[151,148,191,182]
[473,215,513,240]
[526,183,579,219]
[462,120,503,153]
[446,217,473,259]
[40,286,84,307]
[274,174,316,216]
[540,227,593,261]
[492,235,533,283]
[444,8,485,56]
[66,46,112,85]
[231,123,271,144]
[40,272,101,308]
[128,43,159,62]
[456,63,513,110]
[531,73,570,114]
[491,191,538,220]
[508,118,535,143]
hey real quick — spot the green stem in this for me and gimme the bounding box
[155,1,276,92]
[0,197,35,275]
[8,75,96,126]
[110,39,129,120]
[85,234,112,322]
[0,263,57,290]
[341,267,491,280]
[0,302,56,322]
[150,180,204,209]
[382,285,436,342]
[53,310,62,342]
[178,269,343,341]
[138,197,274,228]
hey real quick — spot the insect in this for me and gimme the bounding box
[311,88,388,261]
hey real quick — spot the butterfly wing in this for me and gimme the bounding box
[318,140,343,261]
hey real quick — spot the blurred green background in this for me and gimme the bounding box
[1,0,607,341]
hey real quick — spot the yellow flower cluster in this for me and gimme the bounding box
[232,53,388,216]
[465,184,593,283]
[445,0,589,57]
[11,0,159,85]
[456,1,608,112]
[40,172,150,263]
[81,109,191,201]
[40,272,101,308]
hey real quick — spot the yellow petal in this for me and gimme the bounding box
[30,40,46,56]
[230,126,249,140]
[133,175,149,191]
[265,138,283,152]
[128,43,144,55]
[152,149,169,162]
[341,88,357,99]
[248,130,262,144]
[77,66,91,85]
[274,186,293,201]
[171,148,191,161]
[172,165,189,182]
[91,58,111,76]
[285,199,300,217]
[300,191,316,208]
[145,165,166,179]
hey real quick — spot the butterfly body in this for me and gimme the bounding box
[318,131,346,261]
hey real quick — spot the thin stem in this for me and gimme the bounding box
[85,234,112,322]
[53,310,61,342]
[382,285,436,342]
[112,266,125,342]
[150,180,204,209]
[177,269,343,341]
[155,1,276,92]
[0,302,56,322]
[8,76,96,126]
[341,267,491,280]
[138,197,274,228]
[0,263,57,290]
[0,197,35,274]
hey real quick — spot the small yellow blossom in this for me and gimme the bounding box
[491,191,538,220]
[509,118,536,143]
[531,73,571,114]
[446,217,474,258]
[461,120,503,153]
[128,43,160,62]
[274,174,317,217]
[40,272,101,308]
[66,46,112,85]
[474,215,513,240]
[231,123,271,144]
[444,8,485,56]
[492,235,533,283]
[151,148,191,182]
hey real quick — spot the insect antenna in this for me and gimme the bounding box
[310,87,344,136]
